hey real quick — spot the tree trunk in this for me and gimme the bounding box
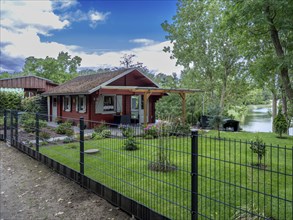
[272,92,277,132]
[265,5,293,107]
[220,70,228,111]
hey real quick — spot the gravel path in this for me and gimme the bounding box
[0,142,131,220]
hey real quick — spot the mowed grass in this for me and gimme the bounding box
[40,131,293,219]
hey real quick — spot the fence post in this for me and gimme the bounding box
[10,110,13,145]
[191,129,198,220]
[4,110,7,142]
[80,117,85,176]
[15,110,18,144]
[36,113,40,153]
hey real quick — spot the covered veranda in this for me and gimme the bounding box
[98,86,204,125]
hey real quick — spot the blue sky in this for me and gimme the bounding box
[0,0,182,74]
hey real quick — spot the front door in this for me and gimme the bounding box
[52,96,57,121]
[131,95,148,124]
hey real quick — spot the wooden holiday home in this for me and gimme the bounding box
[42,68,165,127]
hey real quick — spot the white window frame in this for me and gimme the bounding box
[103,95,115,113]
[63,96,71,112]
[95,95,116,114]
[76,95,87,113]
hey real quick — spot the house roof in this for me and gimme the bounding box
[42,68,158,96]
[0,75,58,86]
[0,75,58,92]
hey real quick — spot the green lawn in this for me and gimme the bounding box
[40,131,293,219]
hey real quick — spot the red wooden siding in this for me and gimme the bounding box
[108,70,157,87]
[0,76,57,92]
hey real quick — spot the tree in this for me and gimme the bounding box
[226,0,293,109]
[120,54,143,69]
[273,106,288,138]
[23,52,82,84]
[162,0,246,112]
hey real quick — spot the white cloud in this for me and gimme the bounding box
[76,41,182,74]
[130,38,156,46]
[0,0,182,75]
[88,10,111,28]
[0,0,69,35]
[52,0,78,10]
[60,9,110,29]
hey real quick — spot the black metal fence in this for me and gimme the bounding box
[0,110,292,220]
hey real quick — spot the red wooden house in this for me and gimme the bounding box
[42,68,165,126]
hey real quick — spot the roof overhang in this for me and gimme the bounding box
[100,86,204,94]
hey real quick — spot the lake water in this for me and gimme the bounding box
[241,107,293,136]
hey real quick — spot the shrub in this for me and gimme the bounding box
[250,134,266,167]
[94,122,108,133]
[119,124,134,137]
[148,137,177,172]
[39,131,50,140]
[123,137,138,151]
[55,121,73,135]
[144,124,158,138]
[101,129,111,138]
[63,137,74,143]
[273,107,288,138]
[21,113,47,133]
[92,132,103,140]
[21,96,41,113]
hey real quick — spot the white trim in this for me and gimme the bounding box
[76,95,86,113]
[63,96,71,112]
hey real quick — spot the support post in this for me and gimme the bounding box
[79,117,85,175]
[36,113,40,152]
[143,92,151,126]
[15,111,18,144]
[191,129,198,220]
[10,110,13,145]
[4,110,7,142]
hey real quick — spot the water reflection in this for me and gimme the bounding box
[241,107,293,135]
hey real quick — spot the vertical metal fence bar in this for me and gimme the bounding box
[4,109,7,142]
[80,117,85,175]
[15,110,18,144]
[191,129,198,220]
[10,110,13,145]
[36,112,40,153]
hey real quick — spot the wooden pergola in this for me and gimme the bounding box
[100,86,204,125]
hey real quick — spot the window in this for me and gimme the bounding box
[76,95,86,113]
[95,95,116,114]
[63,96,71,112]
[103,96,115,112]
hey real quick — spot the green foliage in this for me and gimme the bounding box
[21,96,41,113]
[119,125,134,138]
[149,138,176,172]
[273,107,288,138]
[144,124,159,138]
[93,122,108,133]
[63,137,75,144]
[21,113,47,133]
[250,134,266,165]
[208,106,223,138]
[92,132,103,140]
[55,121,73,135]
[39,131,50,140]
[101,129,111,138]
[0,91,23,112]
[123,136,138,151]
[23,51,82,84]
